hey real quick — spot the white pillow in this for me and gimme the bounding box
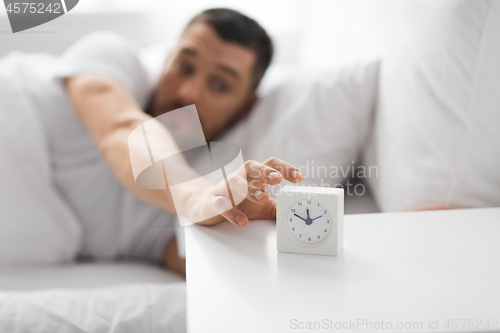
[363,1,500,211]
[0,53,82,264]
[220,61,380,196]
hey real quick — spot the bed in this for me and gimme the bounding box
[1,1,499,332]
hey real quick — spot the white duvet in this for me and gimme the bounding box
[0,53,186,332]
[0,283,186,333]
[0,52,82,264]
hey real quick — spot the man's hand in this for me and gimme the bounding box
[188,157,303,227]
[65,74,303,226]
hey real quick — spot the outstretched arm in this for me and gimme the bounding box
[64,73,304,226]
[65,73,188,213]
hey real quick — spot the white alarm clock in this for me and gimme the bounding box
[276,185,344,256]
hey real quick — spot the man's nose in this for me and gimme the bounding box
[178,76,204,105]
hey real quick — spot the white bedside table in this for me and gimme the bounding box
[185,208,500,333]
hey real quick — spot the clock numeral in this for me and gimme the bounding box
[298,203,302,206]
[324,210,327,214]
[327,220,329,224]
[325,229,327,232]
[318,235,320,239]
[299,234,302,238]
[292,227,295,231]
[307,200,311,204]
[289,218,292,222]
[317,203,320,207]
[308,237,311,241]
[291,209,296,213]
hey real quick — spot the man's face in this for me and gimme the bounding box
[149,22,257,141]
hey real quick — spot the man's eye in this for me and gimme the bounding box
[209,78,229,92]
[178,63,194,76]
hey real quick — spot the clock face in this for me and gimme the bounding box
[287,198,332,243]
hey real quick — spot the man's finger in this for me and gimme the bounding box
[263,157,303,183]
[243,160,284,185]
[248,179,267,191]
[220,206,248,227]
[244,198,277,221]
[225,175,269,205]
[247,185,269,204]
[210,196,247,227]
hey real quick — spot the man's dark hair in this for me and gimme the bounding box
[187,8,274,90]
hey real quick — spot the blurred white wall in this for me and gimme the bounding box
[0,0,397,66]
[0,0,402,67]
[0,0,304,62]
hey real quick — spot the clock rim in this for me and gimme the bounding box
[281,196,335,249]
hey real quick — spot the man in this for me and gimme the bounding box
[38,8,303,275]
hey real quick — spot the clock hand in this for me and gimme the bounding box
[294,213,307,222]
[311,215,323,221]
[304,209,313,225]
[295,213,313,226]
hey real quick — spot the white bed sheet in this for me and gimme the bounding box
[0,282,186,333]
[0,263,186,333]
[0,262,184,291]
